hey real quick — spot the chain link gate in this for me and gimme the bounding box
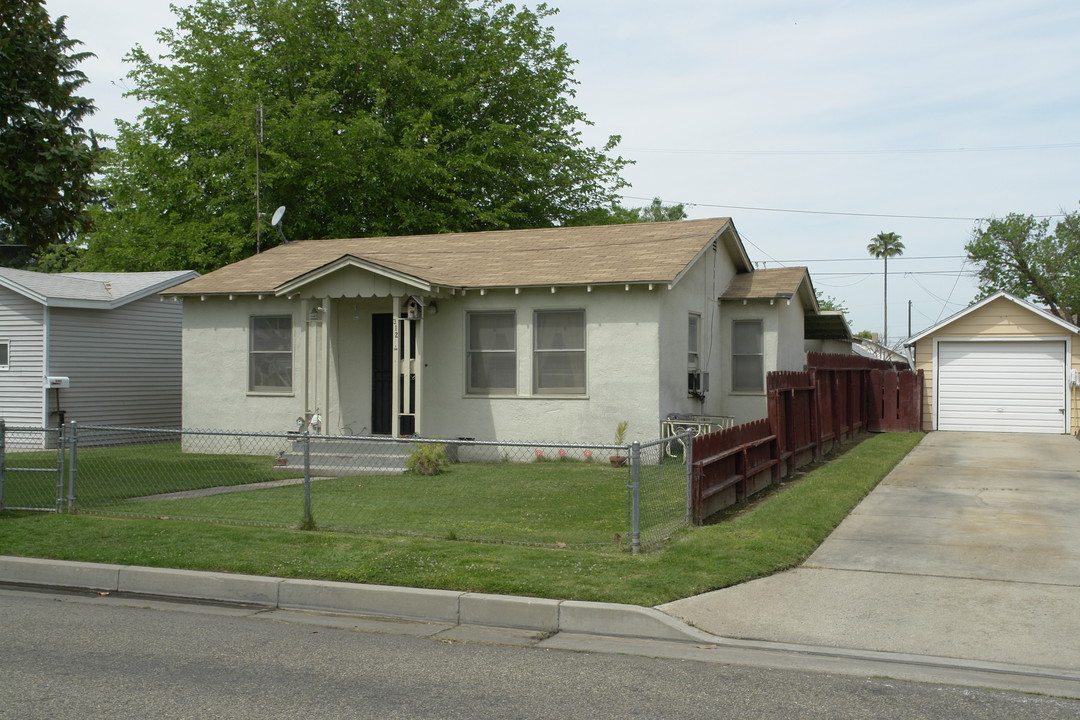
[0,421,67,512]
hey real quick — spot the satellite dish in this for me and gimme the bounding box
[269,205,289,244]
[270,205,286,227]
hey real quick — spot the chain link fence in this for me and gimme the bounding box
[0,424,65,512]
[1,423,694,553]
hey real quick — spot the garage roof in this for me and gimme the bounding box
[906,291,1080,345]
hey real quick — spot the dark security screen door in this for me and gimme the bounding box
[371,313,417,436]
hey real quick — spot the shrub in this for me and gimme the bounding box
[406,443,450,476]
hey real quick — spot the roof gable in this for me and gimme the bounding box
[720,266,818,312]
[0,268,199,309]
[165,218,751,296]
[906,291,1080,344]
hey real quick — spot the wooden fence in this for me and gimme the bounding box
[690,352,922,523]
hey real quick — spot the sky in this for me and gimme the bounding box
[44,0,1080,343]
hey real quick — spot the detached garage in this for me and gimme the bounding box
[908,292,1080,434]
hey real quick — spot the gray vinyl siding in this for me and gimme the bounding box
[0,286,45,426]
[47,297,184,427]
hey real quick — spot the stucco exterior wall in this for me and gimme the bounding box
[420,285,661,445]
[912,296,1080,431]
[658,243,738,423]
[182,296,302,433]
[720,296,806,424]
[0,287,44,426]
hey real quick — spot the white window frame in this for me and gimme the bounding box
[249,315,293,393]
[688,313,701,371]
[466,311,517,395]
[0,340,8,370]
[533,309,586,395]
[732,319,764,393]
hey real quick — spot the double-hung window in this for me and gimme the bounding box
[249,316,293,392]
[534,309,586,395]
[467,311,516,394]
[0,340,8,371]
[732,319,764,393]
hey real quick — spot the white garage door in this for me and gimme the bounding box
[937,341,1066,433]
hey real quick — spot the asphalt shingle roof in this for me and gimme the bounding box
[0,268,198,307]
[165,218,743,296]
[720,266,811,299]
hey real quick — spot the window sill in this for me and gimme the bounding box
[729,390,766,396]
[246,391,295,397]
[463,393,590,400]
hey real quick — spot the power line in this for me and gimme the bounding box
[812,270,976,277]
[619,195,1068,222]
[625,142,1080,156]
[773,255,967,263]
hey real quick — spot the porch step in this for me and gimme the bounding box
[274,437,415,477]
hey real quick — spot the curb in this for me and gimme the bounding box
[0,556,717,644]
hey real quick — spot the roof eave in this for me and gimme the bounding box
[905,291,1080,346]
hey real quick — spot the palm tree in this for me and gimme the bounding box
[867,232,905,346]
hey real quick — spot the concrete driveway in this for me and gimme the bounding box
[658,431,1080,671]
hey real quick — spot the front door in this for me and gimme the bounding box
[371,313,417,436]
[371,314,393,435]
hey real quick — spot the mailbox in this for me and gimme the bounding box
[45,376,70,389]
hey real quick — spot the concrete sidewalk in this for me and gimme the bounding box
[0,554,715,644]
[659,431,1080,672]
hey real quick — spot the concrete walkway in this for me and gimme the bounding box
[659,431,1080,671]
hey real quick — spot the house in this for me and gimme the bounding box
[906,291,1080,434]
[0,268,199,436]
[852,336,909,364]
[164,218,841,444]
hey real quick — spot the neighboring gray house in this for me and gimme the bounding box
[0,268,198,435]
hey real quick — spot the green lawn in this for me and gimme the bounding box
[2,442,671,547]
[110,461,636,546]
[0,432,924,606]
[1,442,304,509]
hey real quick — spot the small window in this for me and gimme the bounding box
[688,313,700,370]
[732,319,764,392]
[0,340,8,370]
[467,311,516,395]
[249,316,292,392]
[534,309,586,395]
[688,314,702,395]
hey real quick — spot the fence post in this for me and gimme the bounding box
[55,422,65,512]
[66,420,78,511]
[685,434,693,524]
[0,420,5,510]
[630,440,641,555]
[302,431,313,528]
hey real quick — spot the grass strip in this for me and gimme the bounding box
[0,432,923,606]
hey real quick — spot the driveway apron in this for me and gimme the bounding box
[658,432,1080,671]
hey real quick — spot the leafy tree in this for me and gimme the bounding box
[965,210,1080,322]
[814,290,849,314]
[79,0,629,273]
[565,197,687,226]
[866,231,905,345]
[0,1,100,260]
